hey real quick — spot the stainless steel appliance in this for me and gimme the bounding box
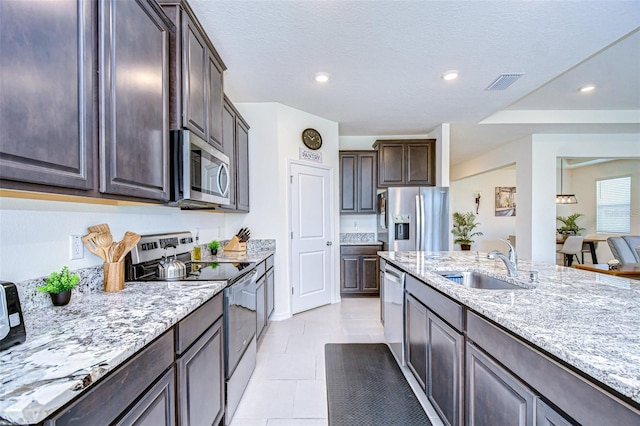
[0,282,26,351]
[126,232,257,425]
[382,263,406,365]
[378,187,450,252]
[170,130,230,208]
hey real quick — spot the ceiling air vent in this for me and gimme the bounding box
[485,73,524,90]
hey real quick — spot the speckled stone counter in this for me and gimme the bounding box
[0,249,274,425]
[379,251,640,405]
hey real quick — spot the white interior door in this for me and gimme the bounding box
[290,161,333,314]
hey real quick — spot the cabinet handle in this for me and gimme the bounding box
[326,241,333,246]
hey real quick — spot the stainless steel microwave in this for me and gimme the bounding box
[170,130,230,208]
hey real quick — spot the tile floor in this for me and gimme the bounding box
[230,298,443,426]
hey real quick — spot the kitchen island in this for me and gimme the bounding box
[0,251,274,425]
[380,251,640,425]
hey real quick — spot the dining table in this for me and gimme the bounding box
[556,235,608,265]
[574,263,640,280]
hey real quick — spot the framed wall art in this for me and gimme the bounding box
[495,187,516,216]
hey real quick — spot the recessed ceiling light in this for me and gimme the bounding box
[314,72,330,83]
[579,84,596,93]
[441,71,459,81]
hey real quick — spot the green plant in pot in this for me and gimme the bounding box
[37,266,80,306]
[208,240,220,256]
[451,211,484,251]
[556,213,585,238]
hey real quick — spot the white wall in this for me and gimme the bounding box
[0,197,226,282]
[450,167,516,253]
[235,103,340,320]
[451,132,640,263]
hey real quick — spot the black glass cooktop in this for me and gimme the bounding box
[139,261,255,284]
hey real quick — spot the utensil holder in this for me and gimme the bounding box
[104,262,125,292]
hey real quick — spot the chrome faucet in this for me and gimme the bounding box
[487,239,518,277]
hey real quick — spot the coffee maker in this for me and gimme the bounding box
[1,282,26,351]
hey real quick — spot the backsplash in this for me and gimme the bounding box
[340,233,377,244]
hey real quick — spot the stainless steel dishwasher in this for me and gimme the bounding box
[383,262,406,365]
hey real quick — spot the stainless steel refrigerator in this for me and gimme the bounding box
[377,187,449,251]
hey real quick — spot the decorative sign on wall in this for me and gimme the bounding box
[299,147,322,163]
[495,187,516,216]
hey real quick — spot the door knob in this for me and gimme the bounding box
[326,241,333,246]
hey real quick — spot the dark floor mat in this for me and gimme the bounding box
[325,343,432,426]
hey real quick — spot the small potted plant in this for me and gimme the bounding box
[451,211,484,251]
[556,213,585,238]
[37,266,80,306]
[208,240,220,256]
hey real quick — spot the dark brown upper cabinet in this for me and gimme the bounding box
[219,96,250,213]
[0,0,95,190]
[373,139,436,187]
[99,0,173,201]
[340,151,378,214]
[160,0,226,152]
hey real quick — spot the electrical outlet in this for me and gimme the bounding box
[70,235,84,260]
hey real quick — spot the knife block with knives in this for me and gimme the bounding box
[224,228,250,253]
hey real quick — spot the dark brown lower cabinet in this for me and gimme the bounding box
[177,317,224,426]
[266,266,275,319]
[427,311,463,426]
[535,399,574,426]
[466,342,535,426]
[406,293,427,390]
[115,368,175,426]
[340,245,380,295]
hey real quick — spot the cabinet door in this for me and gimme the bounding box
[406,293,428,390]
[177,318,224,426]
[266,267,275,319]
[427,311,463,426]
[0,0,94,190]
[340,254,360,293]
[256,276,266,340]
[99,0,171,201]
[361,255,379,293]
[339,152,357,213]
[466,342,535,426]
[222,99,237,208]
[235,119,250,212]
[379,269,385,324]
[535,399,575,426]
[378,144,405,186]
[182,13,206,140]
[358,152,378,213]
[207,53,224,151]
[115,368,175,426]
[406,142,434,186]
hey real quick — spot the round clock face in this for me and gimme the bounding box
[302,128,322,150]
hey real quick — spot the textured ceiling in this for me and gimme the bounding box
[189,1,640,164]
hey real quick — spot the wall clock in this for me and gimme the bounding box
[301,128,322,150]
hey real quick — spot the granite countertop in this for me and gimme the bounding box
[0,250,274,425]
[379,251,640,405]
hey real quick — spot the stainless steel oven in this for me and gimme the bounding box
[170,130,230,208]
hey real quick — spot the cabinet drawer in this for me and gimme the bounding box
[176,293,223,355]
[266,254,274,271]
[340,245,380,256]
[406,274,463,332]
[256,259,266,278]
[47,330,174,425]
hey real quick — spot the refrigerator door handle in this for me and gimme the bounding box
[415,195,420,250]
[419,194,426,251]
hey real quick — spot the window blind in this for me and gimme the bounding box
[596,176,631,234]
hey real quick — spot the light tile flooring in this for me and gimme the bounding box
[230,298,443,426]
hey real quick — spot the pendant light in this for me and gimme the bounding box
[556,159,578,204]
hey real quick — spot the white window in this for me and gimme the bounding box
[596,176,631,234]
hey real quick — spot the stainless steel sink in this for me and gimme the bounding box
[434,271,529,290]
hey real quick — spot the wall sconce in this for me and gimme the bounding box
[474,192,481,214]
